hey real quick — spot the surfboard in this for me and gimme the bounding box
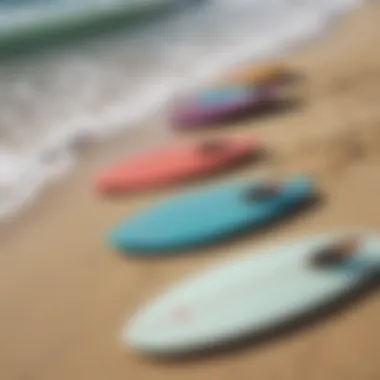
[108,176,318,254]
[216,62,294,86]
[96,137,261,194]
[171,85,277,129]
[0,0,178,52]
[124,229,380,355]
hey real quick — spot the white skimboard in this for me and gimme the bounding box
[124,229,380,355]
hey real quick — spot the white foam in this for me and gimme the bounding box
[0,0,366,223]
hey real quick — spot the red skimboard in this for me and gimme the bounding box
[95,137,261,194]
[171,85,277,130]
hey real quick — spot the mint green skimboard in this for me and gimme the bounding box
[124,229,380,356]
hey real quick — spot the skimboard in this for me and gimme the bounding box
[124,230,380,355]
[0,0,178,52]
[216,62,294,86]
[108,176,318,254]
[171,85,277,129]
[95,137,261,194]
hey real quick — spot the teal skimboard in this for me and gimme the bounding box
[108,176,319,255]
[0,0,179,52]
[124,230,380,355]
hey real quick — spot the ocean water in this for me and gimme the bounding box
[0,0,365,222]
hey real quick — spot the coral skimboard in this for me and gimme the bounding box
[96,137,260,194]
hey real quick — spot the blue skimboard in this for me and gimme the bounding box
[124,229,380,355]
[197,86,259,108]
[108,176,318,255]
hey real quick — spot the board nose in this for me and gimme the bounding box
[95,171,127,194]
[95,175,111,193]
[108,227,127,252]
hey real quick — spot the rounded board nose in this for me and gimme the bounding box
[95,172,122,194]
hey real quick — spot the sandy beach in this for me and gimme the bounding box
[1,2,380,379]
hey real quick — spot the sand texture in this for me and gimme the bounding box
[1,2,380,380]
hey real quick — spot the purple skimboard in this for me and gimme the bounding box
[171,85,276,129]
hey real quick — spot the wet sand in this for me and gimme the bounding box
[1,2,380,380]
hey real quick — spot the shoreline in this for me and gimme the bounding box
[0,2,362,231]
[1,2,380,380]
[0,0,367,226]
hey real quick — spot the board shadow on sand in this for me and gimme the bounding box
[117,193,324,261]
[143,274,380,364]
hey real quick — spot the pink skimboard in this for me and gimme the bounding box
[171,85,276,130]
[124,229,380,356]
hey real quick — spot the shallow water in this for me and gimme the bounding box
[0,0,365,222]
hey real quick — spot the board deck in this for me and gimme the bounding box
[124,229,380,355]
[108,176,318,254]
[95,137,260,194]
[171,85,276,129]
